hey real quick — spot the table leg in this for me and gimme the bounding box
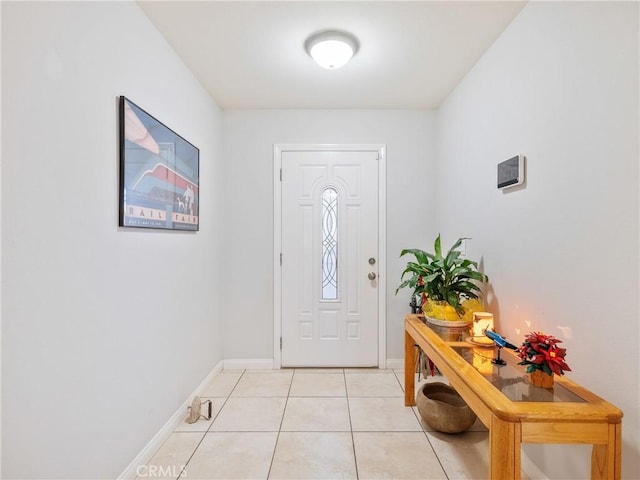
[591,423,621,479]
[490,416,521,480]
[405,330,416,406]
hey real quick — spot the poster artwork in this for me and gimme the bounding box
[119,97,199,231]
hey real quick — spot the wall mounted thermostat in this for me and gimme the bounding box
[497,155,525,189]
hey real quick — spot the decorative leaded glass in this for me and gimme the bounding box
[321,187,338,300]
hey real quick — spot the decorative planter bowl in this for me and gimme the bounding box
[416,382,477,433]
[423,315,472,342]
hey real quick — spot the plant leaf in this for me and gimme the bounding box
[446,291,458,307]
[447,238,463,260]
[399,249,434,263]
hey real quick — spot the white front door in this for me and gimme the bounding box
[280,149,379,367]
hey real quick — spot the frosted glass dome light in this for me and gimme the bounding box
[305,30,359,69]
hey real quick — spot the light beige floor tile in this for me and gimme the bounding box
[344,368,385,373]
[394,369,446,392]
[137,432,203,480]
[349,397,422,431]
[200,371,243,397]
[290,373,346,396]
[425,431,491,479]
[281,397,350,431]
[253,368,295,374]
[353,432,447,479]
[345,372,403,397]
[295,368,345,374]
[269,432,357,479]
[182,432,277,479]
[210,397,286,431]
[393,370,414,392]
[174,398,226,432]
[428,430,527,478]
[231,372,293,397]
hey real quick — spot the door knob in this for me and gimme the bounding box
[368,272,377,280]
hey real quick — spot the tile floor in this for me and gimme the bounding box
[137,368,508,480]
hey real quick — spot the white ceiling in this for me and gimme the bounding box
[138,1,527,110]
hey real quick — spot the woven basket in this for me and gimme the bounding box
[416,382,477,433]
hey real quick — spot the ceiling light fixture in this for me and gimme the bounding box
[305,30,359,70]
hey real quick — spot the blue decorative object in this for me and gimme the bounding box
[484,328,517,365]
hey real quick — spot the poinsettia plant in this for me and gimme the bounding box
[517,332,571,376]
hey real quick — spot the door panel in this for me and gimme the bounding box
[281,150,378,367]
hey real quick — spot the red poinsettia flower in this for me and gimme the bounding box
[517,331,571,376]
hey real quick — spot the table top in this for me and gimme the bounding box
[451,343,584,403]
[406,314,623,424]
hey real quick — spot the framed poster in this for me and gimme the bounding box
[119,96,199,231]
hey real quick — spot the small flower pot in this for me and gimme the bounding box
[529,369,554,388]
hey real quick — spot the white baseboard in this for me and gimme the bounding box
[385,358,404,370]
[117,360,223,480]
[223,358,274,370]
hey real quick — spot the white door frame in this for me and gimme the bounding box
[273,144,387,369]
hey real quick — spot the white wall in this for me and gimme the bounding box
[222,110,436,363]
[436,2,639,478]
[0,3,3,476]
[1,2,224,478]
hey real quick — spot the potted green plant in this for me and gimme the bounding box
[396,234,488,324]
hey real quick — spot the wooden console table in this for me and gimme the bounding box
[404,314,623,480]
